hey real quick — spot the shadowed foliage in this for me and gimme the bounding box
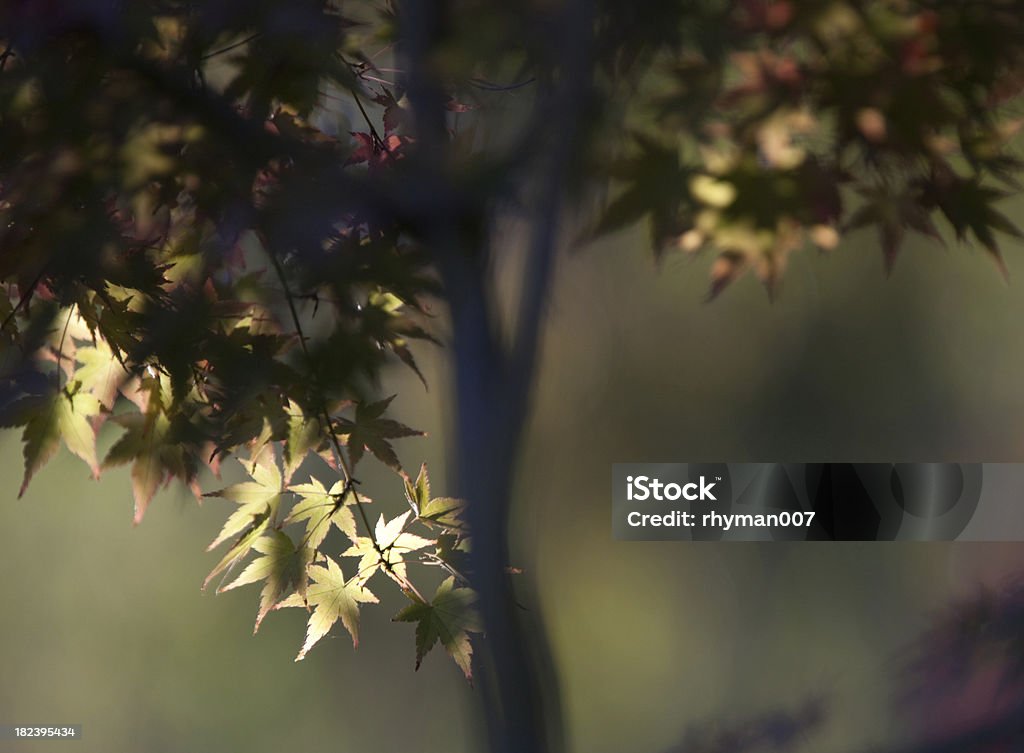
[3,3,1024,753]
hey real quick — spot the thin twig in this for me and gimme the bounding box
[353,90,386,148]
[55,307,74,392]
[418,550,470,584]
[358,74,397,87]
[338,54,389,149]
[201,33,262,61]
[0,266,47,333]
[370,43,395,61]
[469,76,537,92]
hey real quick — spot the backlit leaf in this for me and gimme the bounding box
[404,463,466,530]
[17,388,102,497]
[220,530,313,632]
[342,511,432,584]
[203,453,286,588]
[279,556,379,659]
[75,340,127,411]
[334,396,424,471]
[393,577,481,681]
[285,476,362,549]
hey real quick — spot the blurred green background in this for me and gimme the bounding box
[3,222,1024,752]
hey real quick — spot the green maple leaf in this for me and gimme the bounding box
[845,185,942,274]
[219,529,313,632]
[342,511,432,584]
[75,340,126,411]
[593,134,695,253]
[403,461,432,513]
[103,375,199,524]
[104,409,173,524]
[393,576,481,681]
[203,453,285,589]
[404,463,466,531]
[333,395,423,471]
[284,476,364,550]
[360,290,437,388]
[12,387,102,497]
[277,556,379,659]
[283,400,321,483]
[933,179,1023,279]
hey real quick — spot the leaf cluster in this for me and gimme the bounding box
[594,1,1024,295]
[3,0,1024,682]
[207,449,478,677]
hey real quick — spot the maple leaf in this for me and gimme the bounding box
[75,339,127,412]
[393,576,481,682]
[277,556,379,659]
[372,88,409,135]
[342,511,432,584]
[103,374,200,524]
[6,387,102,497]
[220,530,313,632]
[284,476,364,550]
[283,400,321,484]
[360,290,437,388]
[333,395,423,471]
[404,463,466,531]
[925,173,1023,279]
[202,453,286,589]
[105,410,173,524]
[845,185,942,274]
[403,462,431,515]
[593,133,695,253]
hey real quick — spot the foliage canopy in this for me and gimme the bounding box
[3,0,1024,693]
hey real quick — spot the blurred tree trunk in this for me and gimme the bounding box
[398,0,592,749]
[445,258,563,753]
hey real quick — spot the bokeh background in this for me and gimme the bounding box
[3,219,1024,752]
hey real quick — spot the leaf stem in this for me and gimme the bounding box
[55,306,74,393]
[200,33,262,61]
[418,550,470,585]
[0,265,47,334]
